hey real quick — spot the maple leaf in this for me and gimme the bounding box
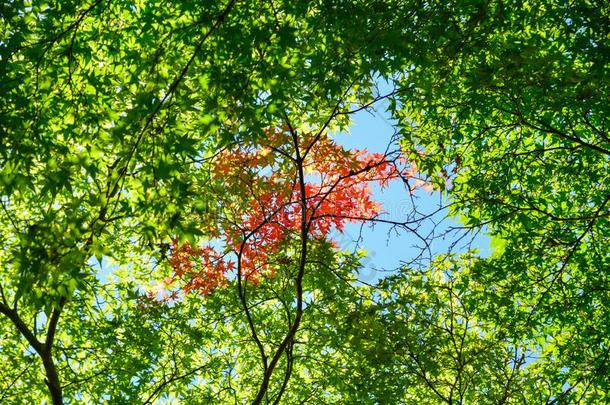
[167,128,419,296]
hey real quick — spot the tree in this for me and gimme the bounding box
[2,0,610,403]
[392,0,610,400]
[0,0,421,402]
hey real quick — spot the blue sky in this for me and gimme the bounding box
[97,103,490,285]
[333,102,489,283]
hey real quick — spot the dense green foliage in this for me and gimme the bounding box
[394,1,610,401]
[1,0,609,403]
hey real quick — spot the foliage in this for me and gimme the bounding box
[393,0,610,401]
[164,127,419,297]
[1,0,609,403]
